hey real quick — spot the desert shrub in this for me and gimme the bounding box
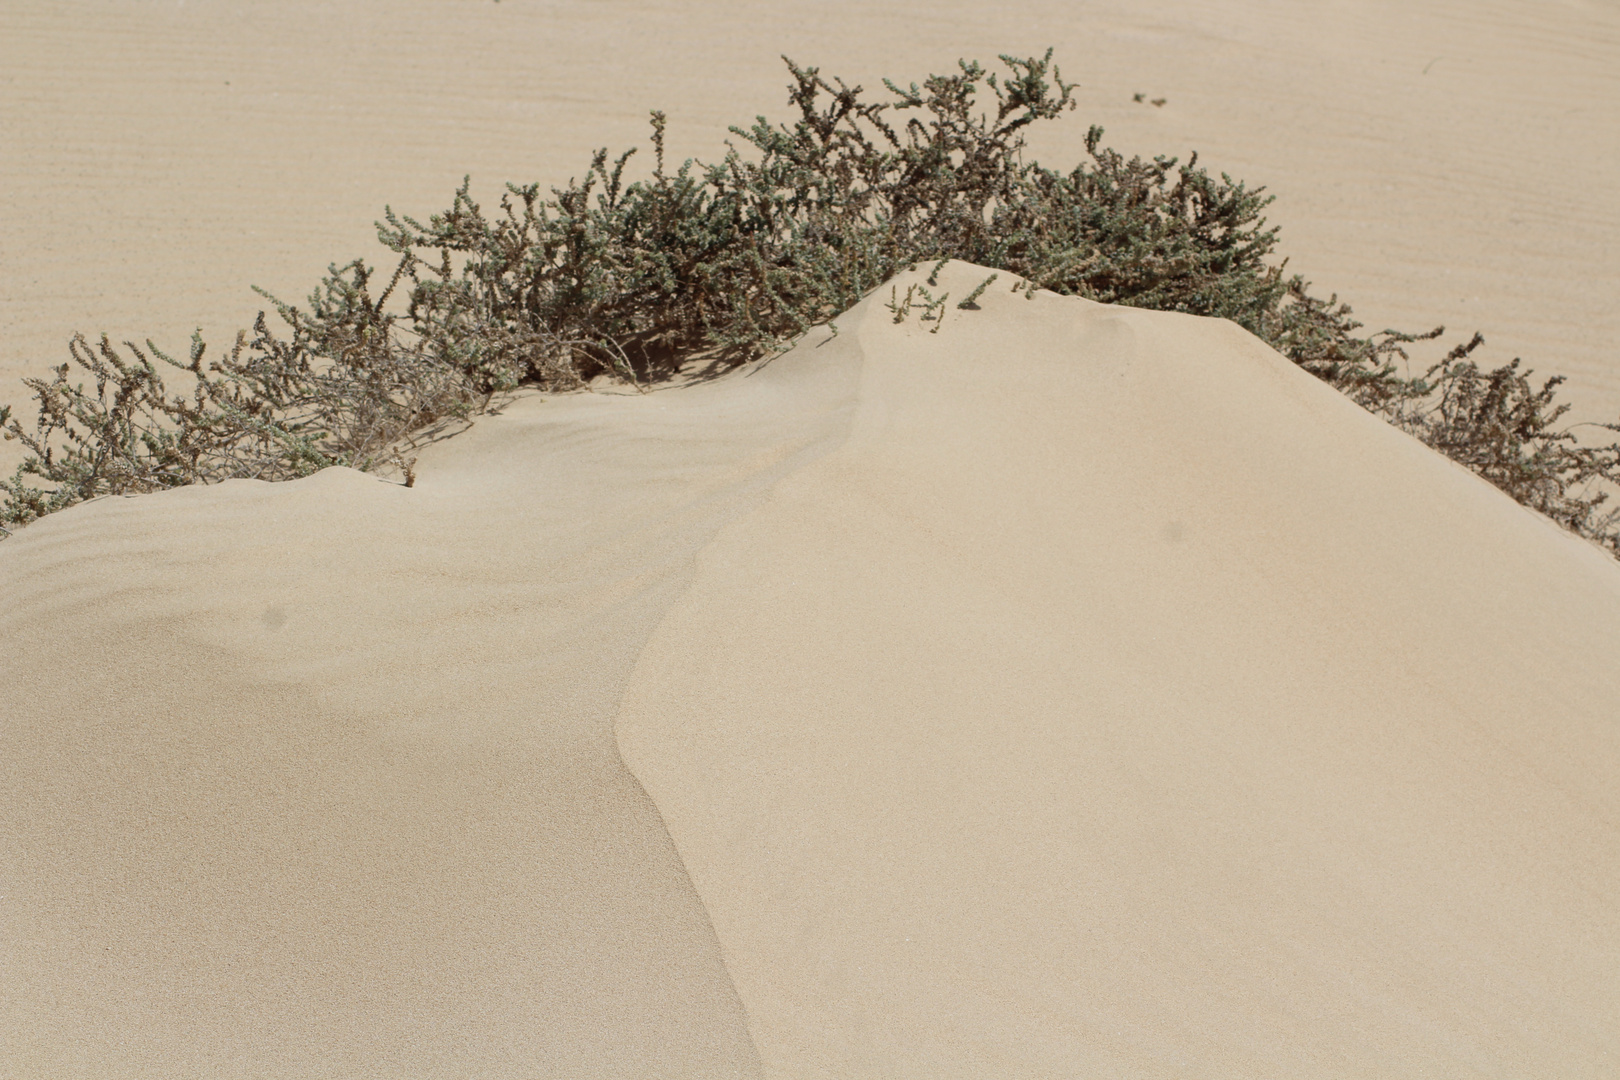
[0,261,480,534]
[4,50,1618,553]
[1390,334,1620,545]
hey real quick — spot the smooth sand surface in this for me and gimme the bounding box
[2,339,859,1074]
[5,259,1620,1074]
[623,262,1620,1075]
[4,0,1620,1075]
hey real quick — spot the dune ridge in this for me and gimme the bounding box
[618,261,1620,1076]
[4,262,1619,1075]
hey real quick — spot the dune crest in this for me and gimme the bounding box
[617,260,1620,1076]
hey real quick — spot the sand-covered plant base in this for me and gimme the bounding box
[4,54,1617,551]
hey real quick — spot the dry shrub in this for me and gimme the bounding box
[5,51,1617,554]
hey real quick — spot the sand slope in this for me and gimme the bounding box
[0,341,864,1075]
[5,261,1618,1075]
[617,262,1620,1076]
[6,2,1620,1074]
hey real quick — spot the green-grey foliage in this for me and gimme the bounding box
[4,51,1617,553]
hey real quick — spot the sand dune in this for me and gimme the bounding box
[5,1,1620,1075]
[5,261,1619,1075]
[623,262,1620,1076]
[0,347,861,1075]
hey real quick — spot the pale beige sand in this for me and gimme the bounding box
[5,260,1619,1074]
[1,343,859,1074]
[621,262,1620,1075]
[4,0,1620,1075]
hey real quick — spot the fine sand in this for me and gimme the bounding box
[5,260,1620,1074]
[4,1,1620,1076]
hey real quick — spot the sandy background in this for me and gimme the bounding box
[4,2,1620,1077]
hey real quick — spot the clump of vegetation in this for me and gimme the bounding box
[0,268,477,528]
[4,50,1617,553]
